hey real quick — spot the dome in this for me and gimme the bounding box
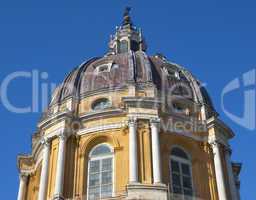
[18,8,240,200]
[46,8,216,120]
[50,52,214,109]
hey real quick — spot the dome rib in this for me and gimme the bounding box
[47,51,216,118]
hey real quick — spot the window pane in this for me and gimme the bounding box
[131,40,139,51]
[88,187,100,200]
[171,148,188,159]
[101,184,112,198]
[173,186,182,194]
[119,40,128,53]
[172,173,181,187]
[183,176,192,189]
[92,99,111,111]
[171,160,180,173]
[89,173,100,186]
[102,171,112,184]
[91,145,111,156]
[88,145,114,199]
[102,158,112,171]
[184,189,193,196]
[98,65,108,73]
[90,160,100,173]
[181,164,190,176]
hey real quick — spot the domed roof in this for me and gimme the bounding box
[49,9,215,116]
[50,52,214,109]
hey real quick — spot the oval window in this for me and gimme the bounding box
[92,98,111,111]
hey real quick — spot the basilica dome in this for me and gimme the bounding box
[48,13,215,119]
[17,8,241,200]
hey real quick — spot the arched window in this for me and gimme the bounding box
[170,147,193,199]
[130,40,139,51]
[91,98,111,111]
[87,144,114,200]
[118,40,128,53]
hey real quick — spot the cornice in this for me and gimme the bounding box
[38,110,73,130]
[79,108,125,121]
[207,116,235,139]
[77,122,126,136]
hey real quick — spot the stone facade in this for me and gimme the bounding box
[17,9,241,200]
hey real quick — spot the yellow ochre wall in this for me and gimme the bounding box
[26,165,41,200]
[23,126,232,200]
[160,132,220,200]
[21,88,231,199]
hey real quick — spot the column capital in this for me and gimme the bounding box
[210,140,229,151]
[58,132,68,141]
[128,117,137,126]
[210,140,218,147]
[150,118,161,127]
[19,172,29,181]
[40,137,51,147]
[52,194,65,200]
[209,140,223,147]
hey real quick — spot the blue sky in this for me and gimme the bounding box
[0,1,255,199]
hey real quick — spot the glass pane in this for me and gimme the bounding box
[171,148,188,159]
[131,40,139,51]
[173,186,182,194]
[172,173,181,187]
[90,160,100,173]
[102,171,112,184]
[184,189,193,196]
[88,186,100,200]
[92,99,111,111]
[91,145,111,156]
[102,158,112,171]
[183,176,192,189]
[119,40,128,53]
[98,65,108,72]
[181,164,190,176]
[89,173,100,186]
[101,184,112,198]
[171,160,180,173]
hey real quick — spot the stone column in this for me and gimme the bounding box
[225,147,238,200]
[53,133,67,200]
[150,119,162,184]
[38,139,51,200]
[211,141,228,200]
[17,173,28,200]
[128,118,138,183]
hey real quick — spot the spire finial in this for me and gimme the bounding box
[122,6,132,26]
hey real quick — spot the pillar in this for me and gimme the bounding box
[211,141,228,200]
[128,118,138,183]
[53,133,67,200]
[38,139,51,200]
[225,147,238,200]
[150,119,162,184]
[17,173,28,200]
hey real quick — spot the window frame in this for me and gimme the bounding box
[87,143,115,200]
[91,98,111,111]
[118,39,129,54]
[169,147,194,200]
[95,63,112,74]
